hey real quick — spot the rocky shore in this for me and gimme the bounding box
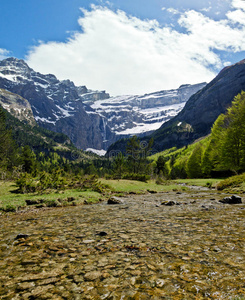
[0,189,245,299]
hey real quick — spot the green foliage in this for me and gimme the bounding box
[121,173,150,182]
[148,91,245,179]
[216,173,245,191]
[126,136,153,174]
[186,144,203,178]
[0,204,17,212]
[0,107,16,169]
[112,152,126,178]
[209,91,245,172]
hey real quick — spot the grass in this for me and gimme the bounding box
[216,173,245,192]
[0,180,101,212]
[0,177,227,213]
[100,179,184,193]
[174,178,222,188]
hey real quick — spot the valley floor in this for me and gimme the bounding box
[0,189,245,299]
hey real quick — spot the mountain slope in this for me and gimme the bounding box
[152,58,245,151]
[107,59,245,154]
[0,58,207,152]
[0,88,35,125]
[84,83,206,137]
[0,57,112,150]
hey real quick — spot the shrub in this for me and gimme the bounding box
[45,199,61,207]
[122,173,150,182]
[217,173,245,190]
[2,204,16,212]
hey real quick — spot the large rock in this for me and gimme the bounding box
[107,197,124,205]
[219,195,242,204]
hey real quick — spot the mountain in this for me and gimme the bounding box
[83,83,206,139]
[0,57,112,150]
[0,57,206,152]
[107,59,245,155]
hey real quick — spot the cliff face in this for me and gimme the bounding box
[151,59,245,151]
[0,58,112,150]
[0,89,36,126]
[83,83,206,138]
[107,59,245,155]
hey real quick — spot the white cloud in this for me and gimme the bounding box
[231,0,245,10]
[26,5,245,96]
[0,49,10,60]
[167,8,180,15]
[227,8,245,25]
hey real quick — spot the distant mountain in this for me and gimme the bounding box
[0,57,111,150]
[0,57,206,152]
[84,83,206,139]
[107,59,245,155]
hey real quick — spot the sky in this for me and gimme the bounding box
[1,0,245,96]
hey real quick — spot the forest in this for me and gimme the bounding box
[1,92,245,197]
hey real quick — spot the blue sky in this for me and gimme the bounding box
[1,0,245,95]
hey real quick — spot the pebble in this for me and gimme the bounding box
[0,190,244,299]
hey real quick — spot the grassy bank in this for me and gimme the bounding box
[0,177,230,213]
[100,179,186,193]
[173,178,222,188]
[0,180,102,212]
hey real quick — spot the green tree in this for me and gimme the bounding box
[20,145,36,173]
[156,155,168,176]
[113,152,125,178]
[0,107,16,169]
[208,91,245,172]
[126,136,153,174]
[186,144,203,178]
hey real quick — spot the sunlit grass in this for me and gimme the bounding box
[0,180,101,211]
[100,179,184,193]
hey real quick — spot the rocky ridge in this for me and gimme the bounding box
[107,58,245,154]
[0,57,112,150]
[0,88,35,126]
[0,58,206,151]
[84,83,206,138]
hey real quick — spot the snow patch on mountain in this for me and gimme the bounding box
[84,83,206,137]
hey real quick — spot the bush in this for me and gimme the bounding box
[122,173,150,182]
[205,181,212,189]
[45,199,62,207]
[15,173,37,193]
[217,173,245,190]
[1,204,16,212]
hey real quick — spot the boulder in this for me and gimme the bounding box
[107,197,124,205]
[219,195,242,204]
[161,200,180,206]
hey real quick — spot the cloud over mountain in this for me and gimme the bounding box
[26,2,245,95]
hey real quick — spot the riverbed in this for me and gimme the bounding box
[0,189,245,299]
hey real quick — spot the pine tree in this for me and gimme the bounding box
[0,107,16,169]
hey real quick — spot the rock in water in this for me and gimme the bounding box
[107,197,124,205]
[15,234,29,240]
[219,195,242,204]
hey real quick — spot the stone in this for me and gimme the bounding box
[107,197,124,205]
[96,231,108,237]
[162,201,176,206]
[15,233,29,240]
[84,271,102,281]
[219,195,242,204]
